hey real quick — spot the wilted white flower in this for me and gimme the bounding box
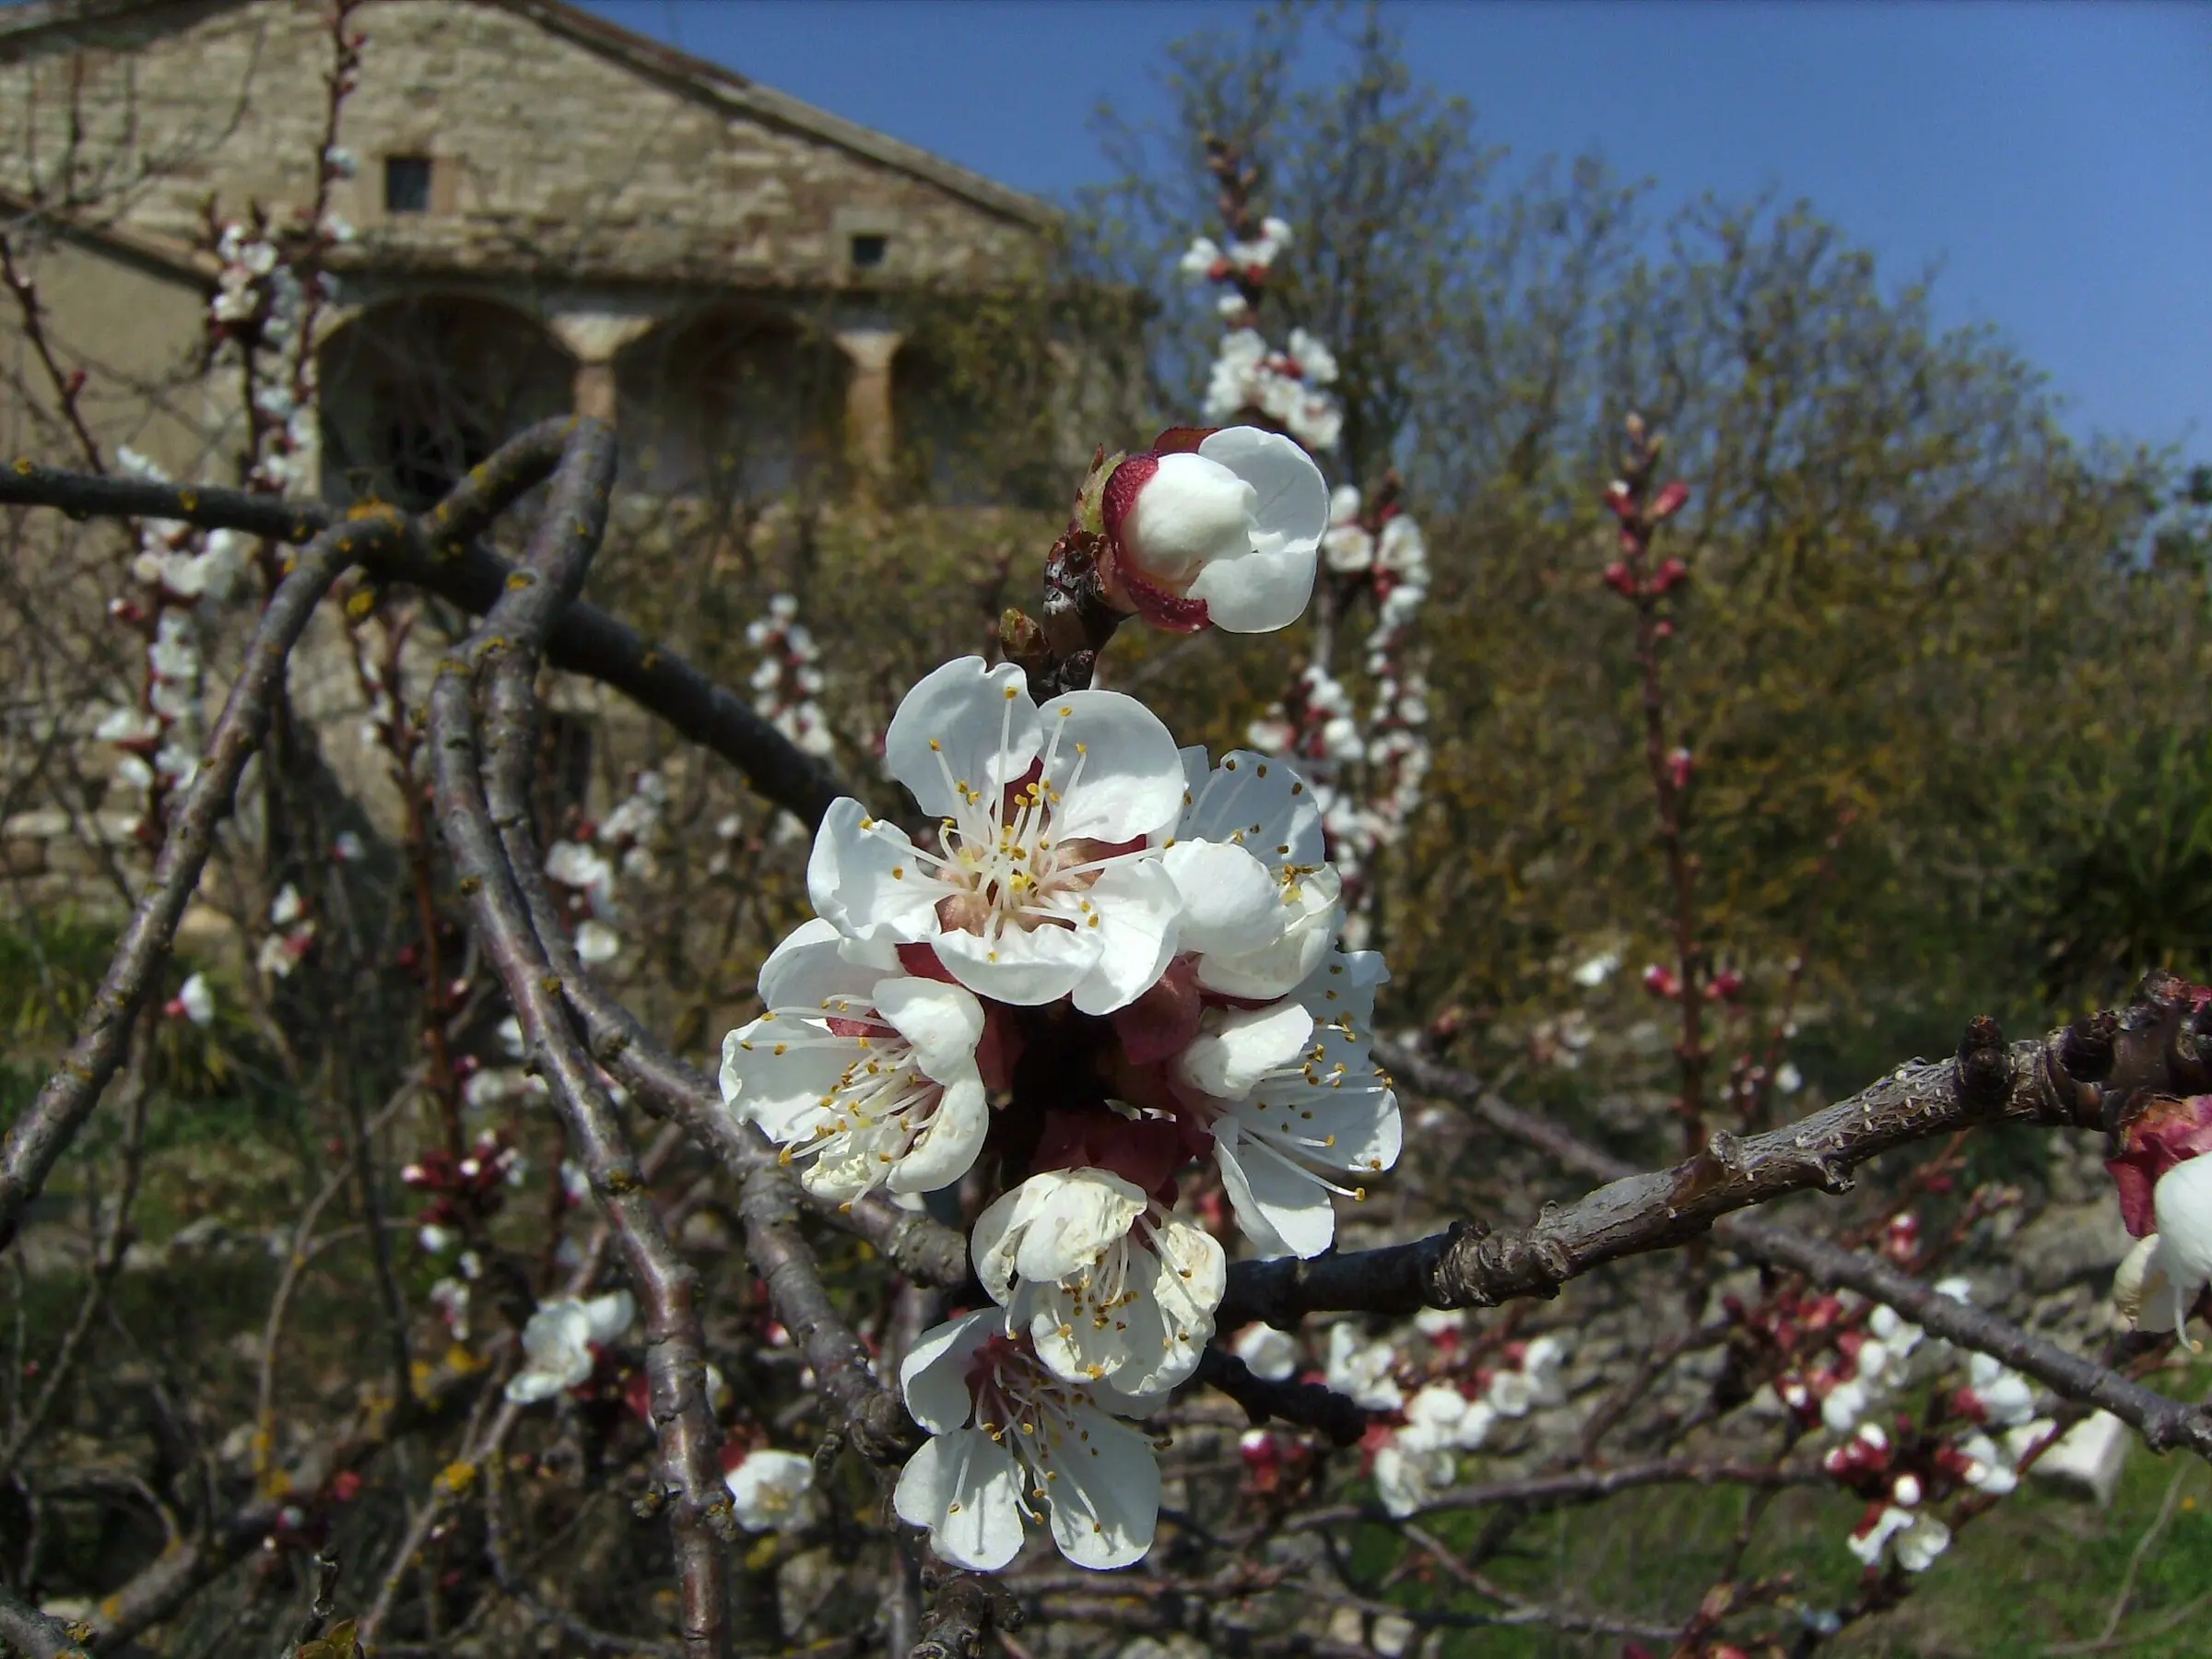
[725,1448,821,1532]
[505,1290,634,1404]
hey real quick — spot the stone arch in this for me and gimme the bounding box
[318,294,573,509]
[614,304,849,499]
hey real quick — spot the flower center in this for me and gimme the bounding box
[904,715,1134,944]
[965,1337,1100,1512]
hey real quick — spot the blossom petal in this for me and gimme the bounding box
[1214,1118,1331,1257]
[895,1429,1025,1571]
[888,1075,988,1194]
[757,915,884,1009]
[933,918,1100,1007]
[1037,690,1187,842]
[2153,1153,2212,1312]
[1200,427,1328,550]
[806,799,944,944]
[719,1021,845,1140]
[1160,840,1281,957]
[1041,1406,1159,1570]
[884,657,1041,820]
[582,1289,634,1344]
[1193,863,1343,1000]
[1069,857,1183,1016]
[1294,947,1391,1028]
[1189,541,1318,633]
[1007,1169,1149,1288]
[875,977,987,1078]
[1180,750,1325,869]
[1175,1001,1315,1100]
[900,1310,996,1434]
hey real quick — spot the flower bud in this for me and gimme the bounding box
[1602,560,1637,597]
[1651,480,1690,520]
[1099,427,1328,634]
[1883,1212,1920,1264]
[1641,963,1680,999]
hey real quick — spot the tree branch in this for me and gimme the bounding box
[424,419,731,1659]
[0,446,848,826]
[1193,1346,1366,1446]
[0,508,403,1253]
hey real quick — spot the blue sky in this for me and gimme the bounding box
[583,1,2207,469]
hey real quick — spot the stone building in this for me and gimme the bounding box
[0,0,1058,495]
[0,0,1075,921]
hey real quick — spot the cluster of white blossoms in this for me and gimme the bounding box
[504,1289,634,1404]
[1757,1272,2044,1579]
[1246,484,1432,935]
[719,441,1400,1571]
[257,881,318,979]
[1224,1312,1571,1519]
[1202,327,1345,454]
[1180,218,1346,454]
[747,594,835,763]
[206,214,345,497]
[94,449,250,834]
[545,771,668,967]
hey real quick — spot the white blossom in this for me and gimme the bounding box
[1165,747,1346,1001]
[172,971,215,1027]
[725,1449,821,1532]
[1230,1324,1298,1382]
[895,1310,1161,1571]
[971,1168,1225,1394]
[1324,1323,1403,1411]
[1102,429,1329,634]
[2135,1154,2212,1343]
[720,918,990,1205]
[808,658,1191,1014]
[505,1290,634,1404]
[1173,995,1400,1259]
[1848,1504,1950,1572]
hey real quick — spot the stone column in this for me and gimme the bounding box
[547,312,658,423]
[833,328,903,478]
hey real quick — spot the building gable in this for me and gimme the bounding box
[0,0,1052,288]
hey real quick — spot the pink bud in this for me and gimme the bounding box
[1651,557,1689,594]
[1665,747,1693,792]
[1653,618,1676,641]
[1651,480,1690,520]
[1883,1212,1920,1263]
[1641,963,1680,1000]
[1602,479,1635,521]
[1602,561,1636,597]
[1707,968,1743,1002]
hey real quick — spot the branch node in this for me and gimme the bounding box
[1955,1014,2014,1112]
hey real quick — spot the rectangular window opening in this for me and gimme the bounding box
[384,155,433,215]
[849,232,888,269]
